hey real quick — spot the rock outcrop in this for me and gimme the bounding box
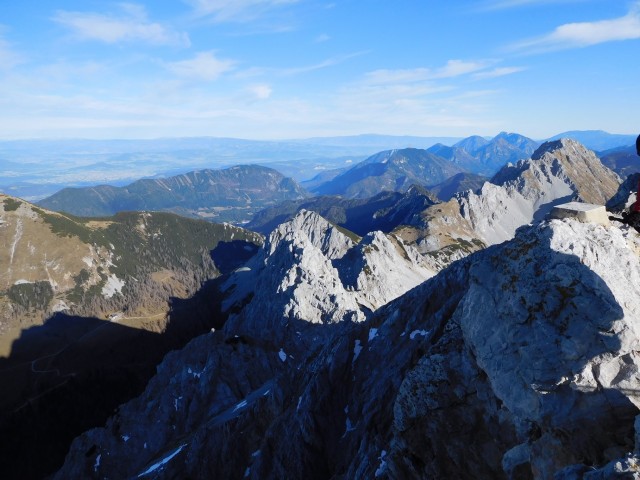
[221,210,437,345]
[54,217,640,480]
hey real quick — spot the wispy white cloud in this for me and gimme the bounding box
[53,4,190,47]
[248,84,273,99]
[510,2,640,52]
[184,0,299,23]
[472,66,527,79]
[364,60,493,85]
[364,68,430,85]
[281,51,367,76]
[433,59,492,78]
[479,0,590,11]
[0,34,22,71]
[234,51,367,79]
[166,51,236,81]
[315,33,331,43]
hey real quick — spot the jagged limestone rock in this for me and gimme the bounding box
[55,219,640,480]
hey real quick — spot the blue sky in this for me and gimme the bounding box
[0,0,638,140]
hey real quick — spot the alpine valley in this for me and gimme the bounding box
[2,131,640,480]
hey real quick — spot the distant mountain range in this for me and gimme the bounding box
[599,144,640,178]
[2,130,636,201]
[427,132,540,175]
[247,185,440,236]
[38,165,307,223]
[547,130,637,151]
[14,130,640,227]
[310,132,537,199]
[311,148,465,199]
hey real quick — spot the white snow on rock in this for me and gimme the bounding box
[102,274,125,298]
[352,340,362,363]
[409,329,429,340]
[375,450,387,477]
[137,444,187,477]
[368,328,378,342]
[278,349,287,362]
[233,400,248,412]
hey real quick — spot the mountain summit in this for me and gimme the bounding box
[396,138,621,256]
[220,210,436,346]
[313,148,465,198]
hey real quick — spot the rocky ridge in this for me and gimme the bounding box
[221,210,437,344]
[55,216,640,479]
[247,185,440,237]
[313,148,465,199]
[397,138,621,258]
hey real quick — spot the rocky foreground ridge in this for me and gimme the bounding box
[55,215,640,479]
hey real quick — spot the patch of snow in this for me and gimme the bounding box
[93,453,101,473]
[352,340,362,363]
[102,274,125,298]
[14,279,32,285]
[410,329,430,340]
[296,396,303,412]
[122,435,130,442]
[252,450,261,457]
[235,266,251,273]
[375,450,387,477]
[233,399,248,412]
[344,417,356,435]
[278,348,287,362]
[368,328,378,342]
[52,300,69,313]
[137,444,187,478]
[244,467,251,478]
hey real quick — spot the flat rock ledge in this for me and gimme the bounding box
[548,202,610,225]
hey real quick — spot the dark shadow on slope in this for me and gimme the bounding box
[210,240,260,275]
[404,225,637,479]
[531,194,575,223]
[606,172,639,212]
[0,275,233,480]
